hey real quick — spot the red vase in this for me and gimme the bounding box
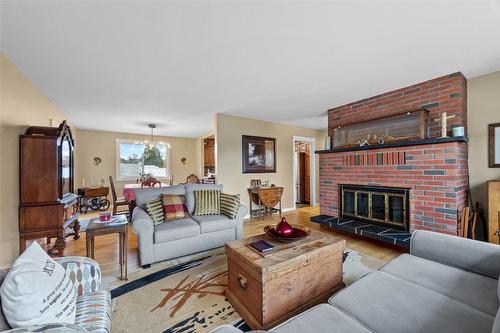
[275,217,293,237]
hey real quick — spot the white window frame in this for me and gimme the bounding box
[115,138,171,181]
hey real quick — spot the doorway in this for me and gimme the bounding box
[202,135,215,184]
[293,136,315,208]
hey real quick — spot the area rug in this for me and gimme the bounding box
[107,248,386,333]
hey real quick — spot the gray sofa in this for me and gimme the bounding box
[211,230,500,333]
[131,183,247,267]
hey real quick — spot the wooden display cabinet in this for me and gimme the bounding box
[19,121,80,255]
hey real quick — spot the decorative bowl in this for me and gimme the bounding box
[264,225,311,243]
[99,212,112,221]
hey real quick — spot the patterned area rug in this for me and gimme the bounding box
[107,248,387,333]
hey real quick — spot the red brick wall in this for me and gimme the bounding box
[328,72,467,139]
[319,142,468,235]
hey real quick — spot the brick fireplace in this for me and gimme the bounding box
[314,73,469,246]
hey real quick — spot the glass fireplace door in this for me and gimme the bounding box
[340,185,409,231]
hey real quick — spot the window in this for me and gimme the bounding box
[116,139,170,180]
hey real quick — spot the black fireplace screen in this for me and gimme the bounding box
[340,185,410,231]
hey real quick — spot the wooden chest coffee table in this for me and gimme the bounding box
[225,231,346,330]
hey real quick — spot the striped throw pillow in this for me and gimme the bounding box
[144,198,165,225]
[193,190,221,216]
[161,194,188,221]
[220,193,240,219]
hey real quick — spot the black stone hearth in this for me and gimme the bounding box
[311,215,412,249]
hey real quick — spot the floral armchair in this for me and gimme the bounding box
[1,257,111,333]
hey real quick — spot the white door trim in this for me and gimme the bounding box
[292,136,316,209]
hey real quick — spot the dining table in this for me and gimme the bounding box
[122,183,169,214]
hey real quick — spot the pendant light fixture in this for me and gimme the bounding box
[141,123,171,149]
[147,124,156,148]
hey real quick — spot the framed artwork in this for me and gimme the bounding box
[242,135,276,173]
[489,123,500,168]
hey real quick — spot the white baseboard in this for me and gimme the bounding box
[244,207,296,220]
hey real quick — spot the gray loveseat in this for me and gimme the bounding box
[211,230,500,333]
[131,183,247,267]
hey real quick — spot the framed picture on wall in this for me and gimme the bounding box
[489,123,500,168]
[242,135,276,173]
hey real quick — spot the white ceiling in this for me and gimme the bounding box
[2,1,500,138]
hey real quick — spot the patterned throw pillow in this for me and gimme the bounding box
[220,193,240,219]
[193,190,221,216]
[161,194,188,221]
[144,198,165,225]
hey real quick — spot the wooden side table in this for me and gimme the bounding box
[86,215,128,280]
[247,186,284,219]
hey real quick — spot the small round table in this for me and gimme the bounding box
[86,214,128,280]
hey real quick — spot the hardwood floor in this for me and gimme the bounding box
[45,206,402,282]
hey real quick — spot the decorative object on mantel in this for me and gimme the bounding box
[452,126,465,137]
[333,109,430,149]
[433,111,456,138]
[325,136,332,150]
[488,123,500,167]
[242,135,276,173]
[359,139,370,147]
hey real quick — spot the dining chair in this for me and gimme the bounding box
[109,176,129,216]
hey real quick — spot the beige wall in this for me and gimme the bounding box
[0,53,71,268]
[75,130,199,196]
[468,71,500,211]
[215,113,326,211]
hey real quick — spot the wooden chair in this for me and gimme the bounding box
[109,176,129,216]
[186,174,199,184]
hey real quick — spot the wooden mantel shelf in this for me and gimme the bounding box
[315,136,468,154]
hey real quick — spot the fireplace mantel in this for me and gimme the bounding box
[316,136,468,154]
